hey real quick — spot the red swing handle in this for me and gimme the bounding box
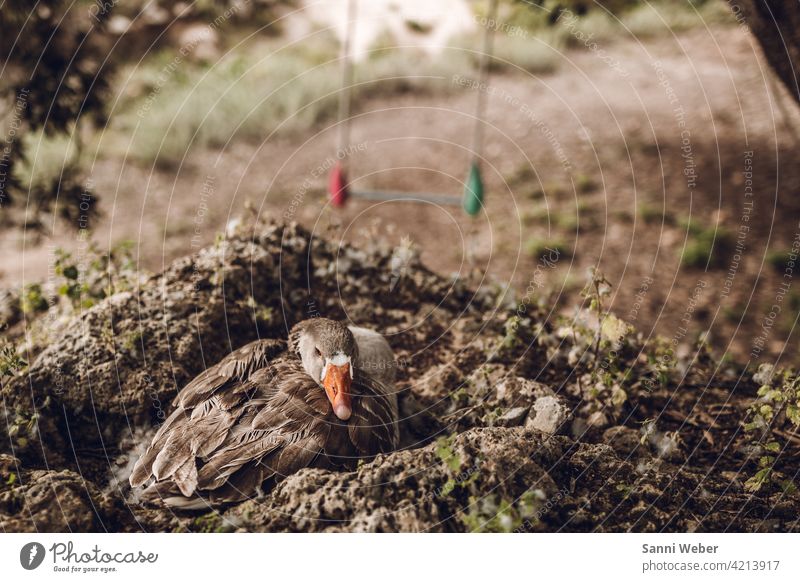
[328,162,349,208]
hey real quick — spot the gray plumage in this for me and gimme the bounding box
[348,326,397,388]
[129,319,398,508]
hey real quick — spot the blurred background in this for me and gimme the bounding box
[2,0,799,365]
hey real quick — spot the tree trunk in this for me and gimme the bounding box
[732,0,800,103]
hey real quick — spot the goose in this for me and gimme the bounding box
[129,318,399,509]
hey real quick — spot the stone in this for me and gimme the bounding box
[497,406,530,427]
[0,288,21,328]
[0,454,133,532]
[527,395,569,435]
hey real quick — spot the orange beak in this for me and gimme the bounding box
[323,363,352,421]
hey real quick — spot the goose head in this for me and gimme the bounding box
[294,318,358,421]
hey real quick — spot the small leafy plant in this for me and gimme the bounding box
[0,342,27,377]
[679,217,734,269]
[52,242,138,310]
[743,364,800,492]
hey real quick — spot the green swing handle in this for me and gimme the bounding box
[463,162,484,216]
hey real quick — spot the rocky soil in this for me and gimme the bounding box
[2,221,799,532]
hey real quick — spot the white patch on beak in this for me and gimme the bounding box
[329,353,350,366]
[321,353,351,382]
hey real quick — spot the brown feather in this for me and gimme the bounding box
[129,408,187,487]
[207,462,267,505]
[191,409,238,458]
[151,427,194,481]
[266,436,323,478]
[172,457,199,496]
[196,435,283,490]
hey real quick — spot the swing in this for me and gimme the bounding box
[327,0,499,217]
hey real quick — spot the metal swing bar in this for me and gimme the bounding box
[328,0,499,215]
[342,189,465,206]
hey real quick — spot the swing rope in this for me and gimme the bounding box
[470,0,498,165]
[336,0,356,158]
[329,0,357,207]
[329,0,499,216]
[462,0,499,216]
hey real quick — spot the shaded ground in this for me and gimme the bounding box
[2,223,799,532]
[4,20,800,367]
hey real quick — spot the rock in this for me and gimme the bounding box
[497,406,529,427]
[0,454,133,532]
[414,361,464,402]
[107,15,132,36]
[396,392,443,449]
[224,427,565,532]
[0,288,21,327]
[602,426,645,459]
[142,3,170,25]
[587,410,610,429]
[496,375,553,406]
[570,417,589,440]
[527,396,569,435]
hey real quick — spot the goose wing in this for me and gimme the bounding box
[129,340,286,496]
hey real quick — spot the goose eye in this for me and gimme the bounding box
[314,348,322,357]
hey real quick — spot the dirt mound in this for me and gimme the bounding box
[1,221,798,532]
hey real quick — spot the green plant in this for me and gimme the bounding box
[486,33,561,74]
[52,241,138,310]
[679,218,734,269]
[189,512,232,533]
[576,174,598,194]
[435,435,463,474]
[582,268,621,369]
[766,249,797,273]
[461,490,545,533]
[242,296,273,326]
[723,303,747,323]
[6,403,46,451]
[12,131,90,230]
[434,435,479,496]
[121,330,143,358]
[0,342,27,377]
[621,0,734,38]
[114,38,473,166]
[21,283,49,314]
[433,435,541,532]
[502,315,522,350]
[525,237,571,260]
[638,201,671,225]
[644,337,676,389]
[553,209,580,231]
[743,365,800,492]
[521,207,548,226]
[1,2,111,230]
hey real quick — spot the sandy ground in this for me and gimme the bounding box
[4,22,800,364]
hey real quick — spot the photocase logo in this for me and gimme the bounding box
[20,542,46,570]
